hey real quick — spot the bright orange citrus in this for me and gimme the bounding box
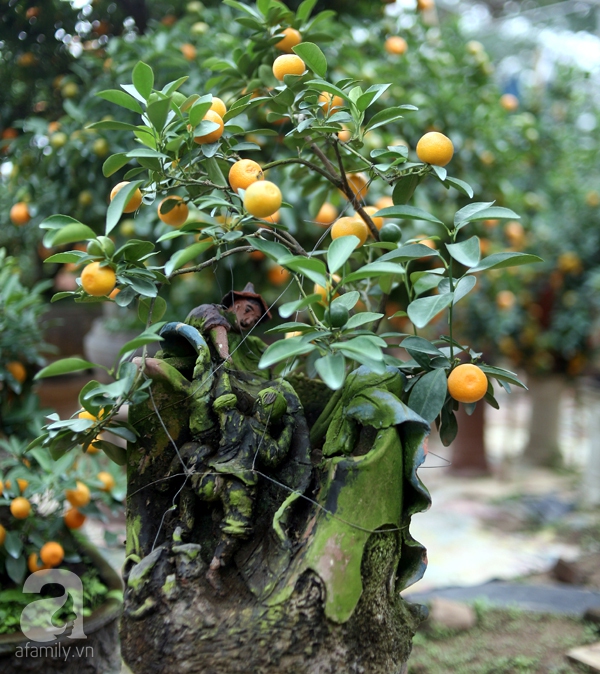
[346,173,369,201]
[64,508,86,529]
[267,265,290,286]
[337,125,351,142]
[375,195,394,210]
[97,471,115,492]
[158,196,189,227]
[228,159,264,193]
[416,132,454,167]
[318,92,344,114]
[110,181,143,213]
[10,496,31,519]
[275,27,302,53]
[10,202,31,226]
[447,364,488,403]
[40,542,64,568]
[360,206,384,231]
[7,361,27,383]
[66,481,91,508]
[17,478,28,494]
[385,36,408,55]
[331,216,369,248]
[193,109,224,144]
[0,524,5,546]
[272,54,306,80]
[243,180,282,218]
[314,202,338,226]
[210,96,227,118]
[80,262,117,297]
[28,552,45,573]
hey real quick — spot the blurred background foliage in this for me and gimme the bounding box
[1,0,599,376]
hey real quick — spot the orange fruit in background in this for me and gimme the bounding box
[158,195,189,227]
[447,364,488,403]
[360,206,384,231]
[314,202,338,226]
[504,220,525,247]
[416,132,454,167]
[28,552,45,573]
[97,471,115,492]
[385,36,408,55]
[337,125,351,142]
[17,478,28,494]
[243,180,282,218]
[64,508,86,530]
[267,265,290,286]
[10,496,31,519]
[272,54,306,80]
[7,361,27,383]
[417,0,435,10]
[81,262,116,297]
[0,524,5,546]
[180,43,197,61]
[496,290,516,310]
[228,159,264,193]
[40,541,65,568]
[346,173,369,201]
[110,181,143,213]
[500,93,519,112]
[261,210,280,226]
[374,195,394,211]
[318,92,344,114]
[210,96,227,118]
[10,202,31,226]
[314,274,341,305]
[66,481,91,508]
[331,216,369,248]
[275,27,302,53]
[193,109,224,144]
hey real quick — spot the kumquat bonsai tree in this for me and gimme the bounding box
[28,1,541,671]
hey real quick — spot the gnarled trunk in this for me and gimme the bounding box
[120,324,431,673]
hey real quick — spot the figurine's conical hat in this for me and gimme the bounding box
[221,282,271,321]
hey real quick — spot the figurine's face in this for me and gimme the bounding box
[231,299,263,330]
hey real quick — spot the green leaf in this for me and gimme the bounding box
[44,223,97,247]
[106,180,144,236]
[459,206,520,224]
[365,107,405,132]
[205,157,228,187]
[453,201,494,226]
[259,337,316,369]
[380,244,439,262]
[6,555,26,586]
[43,252,85,264]
[314,353,346,390]
[87,120,139,131]
[279,293,322,318]
[468,252,543,273]
[39,214,85,230]
[392,174,420,205]
[96,89,143,114]
[138,296,167,324]
[4,531,23,559]
[478,365,527,389]
[132,61,154,100]
[292,42,327,77]
[188,94,213,128]
[279,256,328,288]
[345,312,384,329]
[408,369,448,422]
[297,0,318,21]
[327,235,359,274]
[103,153,131,177]
[119,333,163,357]
[165,240,214,276]
[446,236,481,268]
[374,205,444,226]
[444,176,473,198]
[342,261,404,283]
[401,336,445,358]
[34,358,99,380]
[251,238,290,261]
[407,293,453,329]
[146,96,172,131]
[305,79,346,101]
[91,440,127,465]
[356,83,390,112]
[452,275,477,304]
[331,291,360,310]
